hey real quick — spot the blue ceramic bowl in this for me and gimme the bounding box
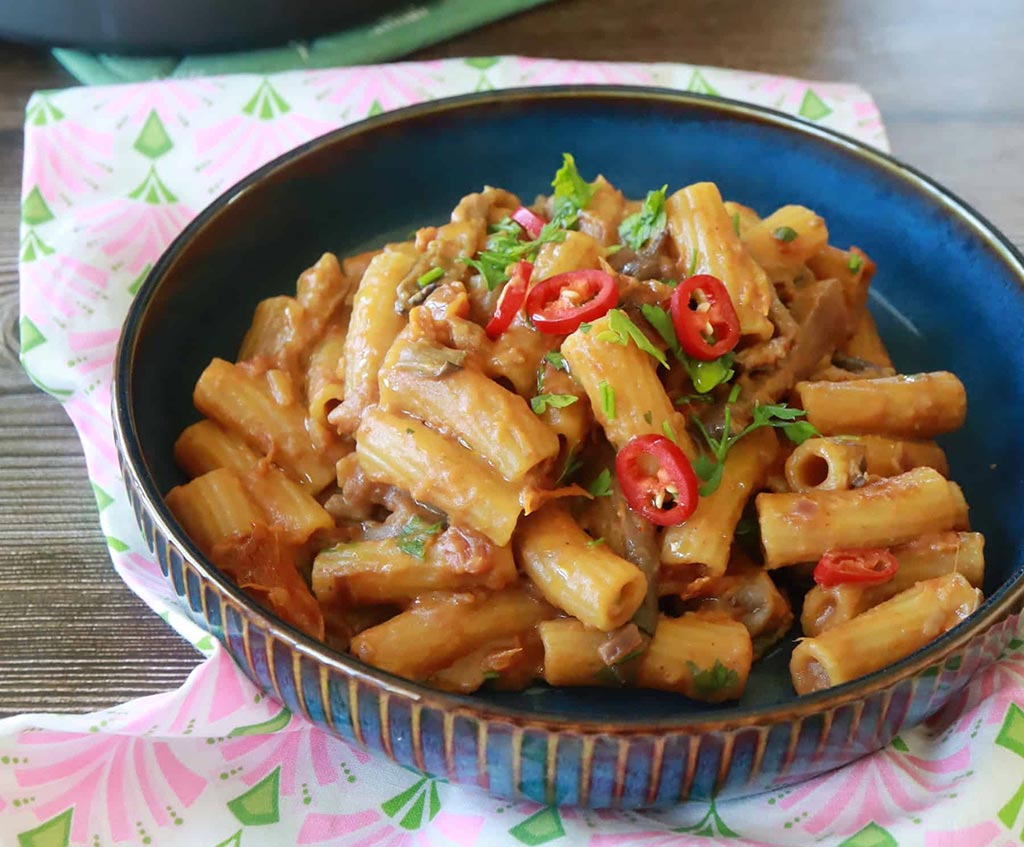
[112,87,1024,808]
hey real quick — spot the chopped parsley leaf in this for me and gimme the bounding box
[550,152,594,229]
[395,515,445,559]
[661,420,679,445]
[587,468,613,498]
[596,308,669,368]
[544,350,568,371]
[688,659,739,698]
[643,410,653,424]
[691,388,819,496]
[731,211,741,235]
[688,247,699,277]
[579,322,593,334]
[417,267,444,288]
[618,184,668,251]
[405,427,414,434]
[531,393,579,414]
[606,244,624,255]
[640,303,734,393]
[848,253,864,273]
[463,215,566,290]
[598,380,616,420]
[557,447,584,485]
[772,226,799,243]
[482,670,501,680]
[585,536,606,548]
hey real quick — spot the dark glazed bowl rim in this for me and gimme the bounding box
[113,85,1024,734]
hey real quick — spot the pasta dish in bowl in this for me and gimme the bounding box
[112,88,1024,806]
[165,154,982,703]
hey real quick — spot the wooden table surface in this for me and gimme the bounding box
[1,0,1022,716]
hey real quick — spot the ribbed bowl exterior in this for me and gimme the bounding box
[118,434,1022,808]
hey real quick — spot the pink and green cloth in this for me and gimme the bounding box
[11,56,1024,846]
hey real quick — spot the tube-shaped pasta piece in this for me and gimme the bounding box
[561,313,693,457]
[662,428,778,575]
[637,613,752,703]
[800,531,985,636]
[665,182,774,339]
[174,418,262,478]
[166,467,262,552]
[539,619,624,687]
[839,309,892,367]
[795,372,966,439]
[305,325,347,429]
[296,252,352,324]
[784,437,867,491]
[351,587,551,680]
[428,634,540,696]
[515,506,647,631]
[429,631,543,694]
[757,467,969,569]
[237,296,308,373]
[723,201,761,237]
[856,436,949,478]
[174,420,333,543]
[534,367,591,466]
[579,176,626,246]
[355,407,522,546]
[806,245,875,330]
[791,573,981,694]
[379,346,559,482]
[533,230,601,279]
[486,323,557,397]
[312,536,517,606]
[332,245,417,433]
[690,558,794,660]
[193,358,335,491]
[741,206,829,275]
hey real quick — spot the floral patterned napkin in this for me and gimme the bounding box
[11,56,1023,847]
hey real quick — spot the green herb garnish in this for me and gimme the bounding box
[731,211,741,235]
[661,420,679,445]
[688,248,700,277]
[640,303,734,393]
[585,536,606,548]
[596,308,669,368]
[618,184,668,251]
[587,468,613,498]
[550,153,595,229]
[643,410,653,424]
[557,447,584,485]
[544,350,568,371]
[463,216,566,290]
[688,659,739,698]
[531,393,579,415]
[848,253,864,273]
[691,386,819,496]
[598,380,616,420]
[395,515,445,559]
[416,267,444,288]
[772,226,798,243]
[482,670,501,680]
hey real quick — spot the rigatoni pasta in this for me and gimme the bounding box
[167,154,984,702]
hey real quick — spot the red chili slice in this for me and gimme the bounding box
[485,261,532,339]
[670,274,741,361]
[526,269,618,335]
[511,206,548,239]
[813,548,898,588]
[615,434,699,526]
